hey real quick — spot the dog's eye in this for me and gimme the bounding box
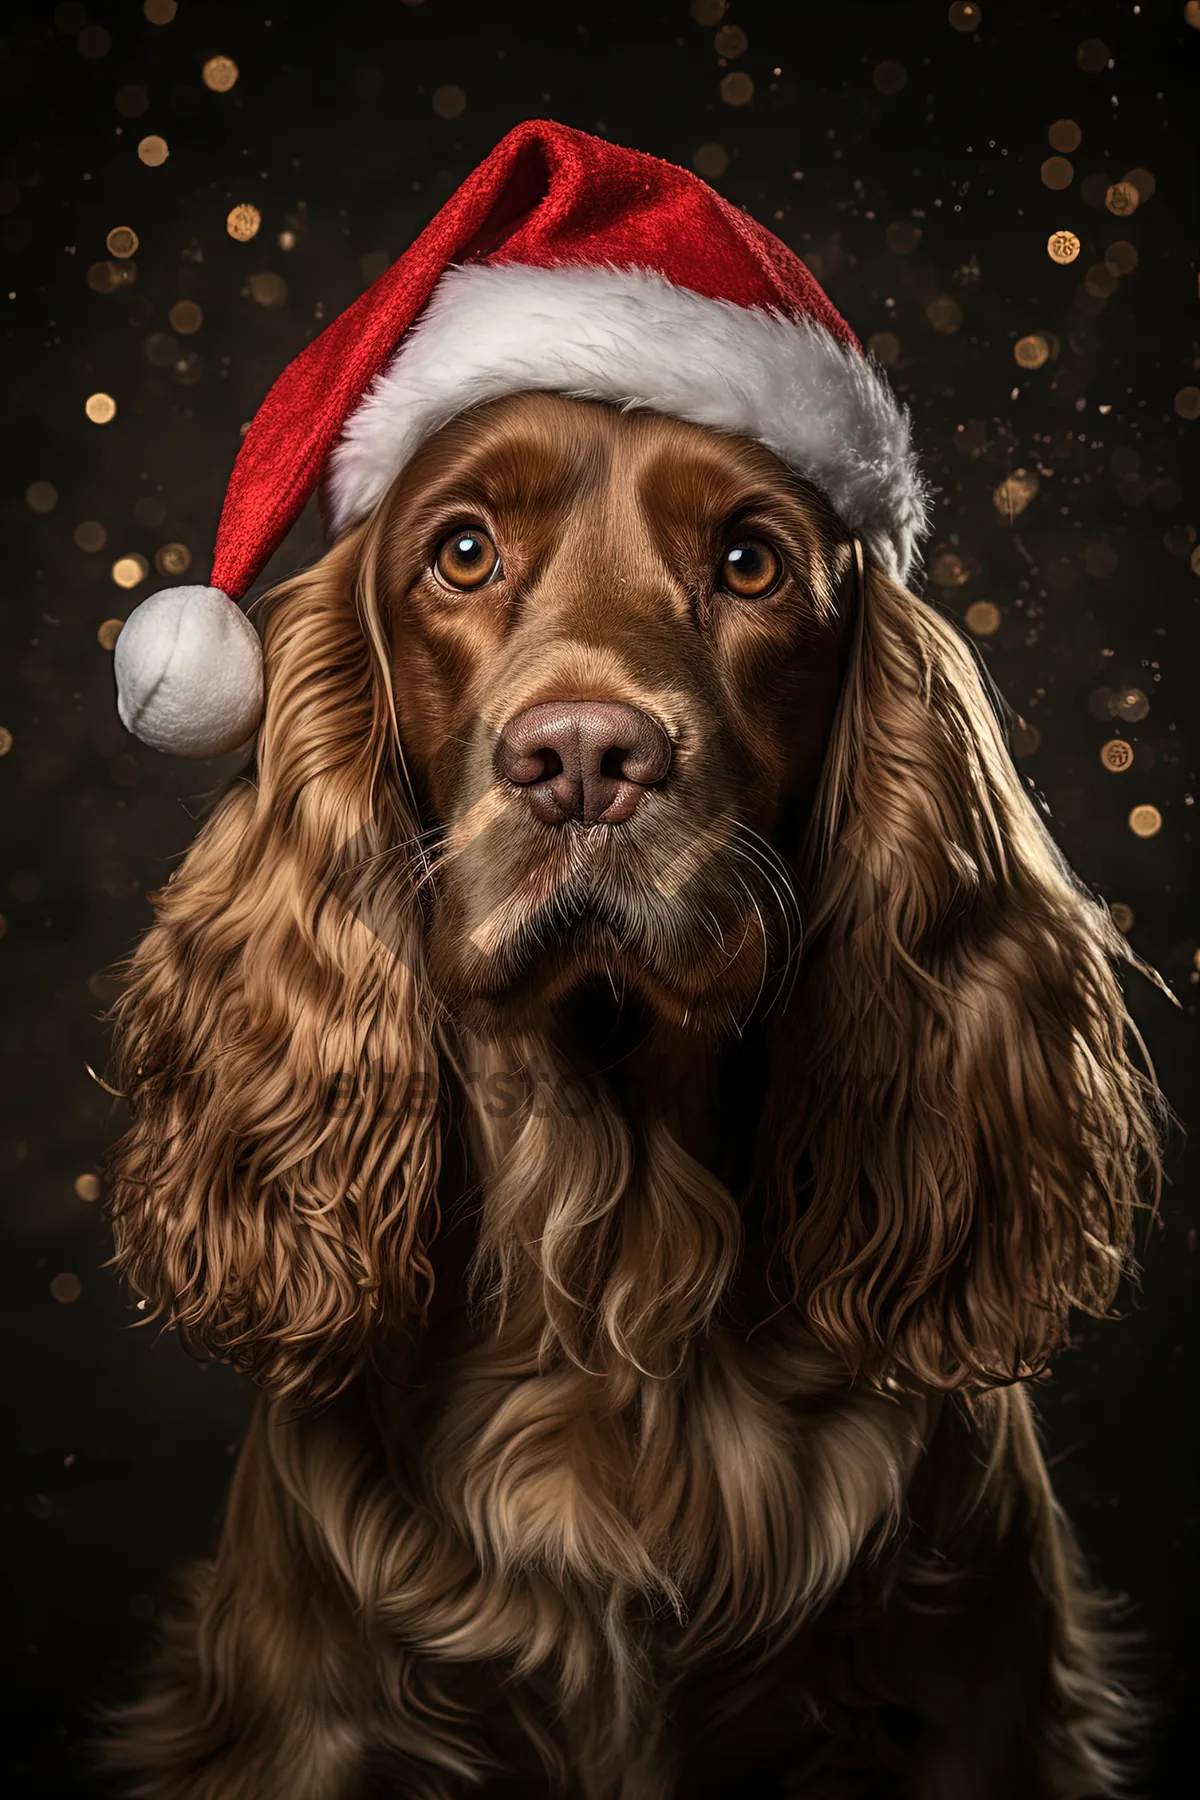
[719,539,781,599]
[434,527,500,590]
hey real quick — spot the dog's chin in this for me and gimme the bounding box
[428,904,777,1041]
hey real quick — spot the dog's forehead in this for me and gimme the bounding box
[393,391,811,527]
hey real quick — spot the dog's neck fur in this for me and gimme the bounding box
[549,980,771,1189]
[450,983,773,1381]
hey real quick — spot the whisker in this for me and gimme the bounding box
[721,824,805,1020]
[730,868,772,1027]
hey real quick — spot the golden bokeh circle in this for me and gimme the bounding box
[87,259,134,293]
[97,618,125,650]
[115,84,149,118]
[693,143,729,179]
[248,271,288,308]
[1048,118,1082,152]
[168,299,203,334]
[25,480,59,514]
[1014,334,1050,369]
[432,84,467,119]
[1114,689,1150,724]
[155,542,192,577]
[144,0,178,20]
[690,0,726,23]
[965,601,1001,636]
[1105,181,1139,217]
[74,1173,102,1201]
[137,135,170,167]
[202,55,239,93]
[1100,739,1134,773]
[1174,387,1200,420]
[927,294,962,332]
[872,61,907,95]
[1128,804,1162,840]
[1040,157,1074,191]
[714,25,747,57]
[111,554,149,589]
[0,727,12,756]
[948,2,982,30]
[1076,37,1109,72]
[1109,903,1135,933]
[74,520,107,552]
[78,25,112,58]
[106,225,139,258]
[867,330,900,365]
[227,203,262,241]
[720,71,754,105]
[1047,230,1080,264]
[930,551,968,587]
[85,392,117,424]
[50,1272,83,1304]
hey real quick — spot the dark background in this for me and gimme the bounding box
[2,0,1197,1792]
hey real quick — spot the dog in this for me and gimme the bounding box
[104,390,1162,1799]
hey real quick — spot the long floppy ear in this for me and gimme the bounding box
[769,556,1164,1389]
[105,517,441,1406]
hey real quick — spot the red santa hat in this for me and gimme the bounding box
[114,118,928,758]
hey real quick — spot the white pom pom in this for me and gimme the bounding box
[113,586,264,758]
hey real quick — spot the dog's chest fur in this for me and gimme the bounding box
[346,1075,928,1782]
[366,1312,927,1783]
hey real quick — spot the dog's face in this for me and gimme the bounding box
[380,393,850,1033]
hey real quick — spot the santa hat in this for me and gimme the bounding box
[115,118,928,758]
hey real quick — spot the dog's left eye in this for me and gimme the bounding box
[434,527,500,590]
[719,539,781,599]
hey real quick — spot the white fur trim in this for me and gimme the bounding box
[325,262,929,579]
[113,585,264,758]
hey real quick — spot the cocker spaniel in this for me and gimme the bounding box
[105,391,1161,1799]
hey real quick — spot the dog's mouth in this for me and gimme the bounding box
[427,813,801,1035]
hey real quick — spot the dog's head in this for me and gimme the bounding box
[106,393,1161,1404]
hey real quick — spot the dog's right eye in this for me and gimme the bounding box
[433,527,500,590]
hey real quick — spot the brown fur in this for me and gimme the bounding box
[103,395,1162,1798]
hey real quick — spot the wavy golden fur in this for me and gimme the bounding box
[104,394,1162,1799]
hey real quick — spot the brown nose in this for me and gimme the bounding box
[494,700,673,825]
